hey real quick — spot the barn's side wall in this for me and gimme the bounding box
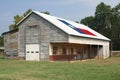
[3,31,18,58]
[18,13,68,60]
[69,35,110,58]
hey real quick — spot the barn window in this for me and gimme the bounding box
[62,47,67,55]
[53,46,58,55]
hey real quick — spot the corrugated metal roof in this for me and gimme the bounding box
[17,11,110,41]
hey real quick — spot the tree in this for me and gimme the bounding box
[81,16,97,30]
[9,9,50,31]
[14,15,23,25]
[110,3,120,50]
[81,2,112,38]
[80,2,120,50]
[9,9,32,31]
[110,3,120,38]
[94,2,112,37]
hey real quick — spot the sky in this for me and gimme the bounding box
[0,0,119,35]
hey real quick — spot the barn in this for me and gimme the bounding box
[3,11,110,61]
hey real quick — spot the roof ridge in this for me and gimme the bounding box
[17,10,110,41]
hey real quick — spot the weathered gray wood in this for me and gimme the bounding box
[18,13,68,60]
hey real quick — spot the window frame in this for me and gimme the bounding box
[53,46,58,55]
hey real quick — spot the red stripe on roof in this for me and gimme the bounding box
[78,28,96,36]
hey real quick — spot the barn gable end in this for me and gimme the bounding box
[18,12,68,60]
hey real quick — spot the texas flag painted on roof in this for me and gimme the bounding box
[18,11,110,41]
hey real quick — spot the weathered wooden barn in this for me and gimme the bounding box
[3,11,110,61]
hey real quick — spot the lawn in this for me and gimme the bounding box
[0,56,120,80]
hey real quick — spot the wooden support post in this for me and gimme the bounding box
[88,45,90,59]
[81,44,83,61]
[68,43,71,62]
[97,45,99,59]
[90,45,91,59]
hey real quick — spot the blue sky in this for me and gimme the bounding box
[0,0,119,35]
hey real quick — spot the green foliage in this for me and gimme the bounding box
[81,2,120,50]
[8,9,50,31]
[0,57,120,80]
[9,9,32,31]
[81,16,97,30]
[95,2,111,36]
[41,11,50,15]
[23,9,32,17]
[14,15,23,24]
[9,24,18,31]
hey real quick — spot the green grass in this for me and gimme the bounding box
[0,55,5,59]
[0,57,120,80]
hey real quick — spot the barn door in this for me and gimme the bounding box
[26,44,40,61]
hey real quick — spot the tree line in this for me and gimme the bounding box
[0,2,120,50]
[81,2,120,50]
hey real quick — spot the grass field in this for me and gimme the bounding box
[0,56,120,80]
